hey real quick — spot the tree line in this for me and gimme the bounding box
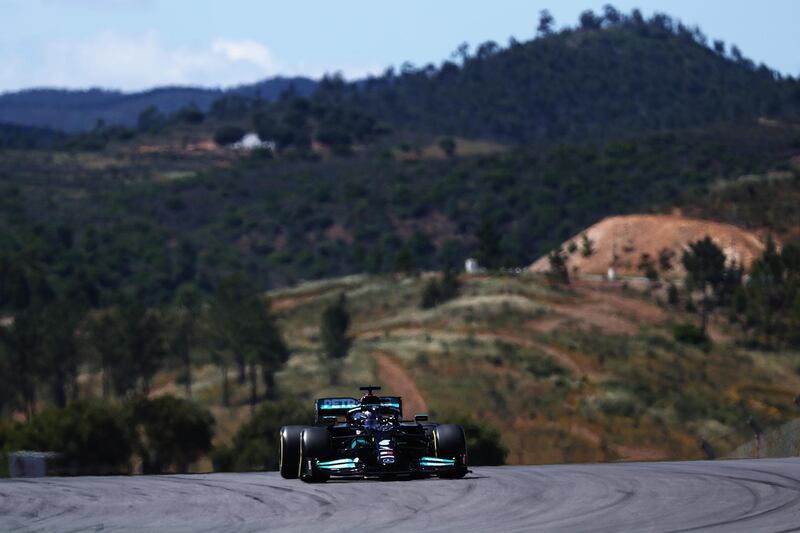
[0,272,289,421]
[542,232,800,349]
[661,235,800,348]
[0,396,214,476]
[0,270,508,475]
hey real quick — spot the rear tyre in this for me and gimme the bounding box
[279,425,305,479]
[300,427,331,483]
[433,424,468,479]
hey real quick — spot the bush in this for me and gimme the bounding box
[178,106,205,125]
[214,400,313,472]
[420,278,441,309]
[546,247,570,285]
[0,421,14,476]
[526,354,568,378]
[449,417,508,466]
[673,323,711,351]
[5,401,132,475]
[420,269,460,309]
[438,137,456,157]
[127,396,214,474]
[214,126,245,146]
[667,283,680,306]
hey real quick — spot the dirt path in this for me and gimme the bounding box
[375,352,428,416]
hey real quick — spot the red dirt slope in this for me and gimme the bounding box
[529,214,767,278]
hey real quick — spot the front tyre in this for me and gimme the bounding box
[300,427,331,483]
[433,424,468,479]
[279,425,305,479]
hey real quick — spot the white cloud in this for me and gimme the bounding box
[0,31,381,92]
[1,32,279,91]
[211,39,275,71]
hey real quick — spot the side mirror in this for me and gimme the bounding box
[414,414,429,423]
[320,416,337,425]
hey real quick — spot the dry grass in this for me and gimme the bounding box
[125,272,800,467]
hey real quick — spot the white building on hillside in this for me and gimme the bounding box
[231,132,275,151]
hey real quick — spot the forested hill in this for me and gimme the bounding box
[4,9,799,140]
[331,8,800,142]
[0,77,316,132]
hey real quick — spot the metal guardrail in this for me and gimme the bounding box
[7,451,60,478]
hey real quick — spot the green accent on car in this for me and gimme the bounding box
[318,458,358,470]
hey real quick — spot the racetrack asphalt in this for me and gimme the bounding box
[2,458,800,532]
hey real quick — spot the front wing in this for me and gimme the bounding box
[316,456,458,477]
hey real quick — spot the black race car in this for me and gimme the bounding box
[279,386,468,482]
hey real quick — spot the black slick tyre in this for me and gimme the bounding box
[300,427,331,483]
[433,424,468,479]
[279,425,305,479]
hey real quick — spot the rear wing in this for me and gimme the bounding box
[315,396,402,422]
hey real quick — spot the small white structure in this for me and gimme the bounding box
[607,266,617,281]
[465,258,480,274]
[231,132,275,151]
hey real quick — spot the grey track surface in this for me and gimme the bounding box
[2,459,800,532]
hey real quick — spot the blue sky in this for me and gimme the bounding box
[1,0,798,92]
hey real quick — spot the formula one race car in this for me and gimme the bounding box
[279,386,468,482]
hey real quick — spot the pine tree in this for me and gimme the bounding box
[682,236,726,333]
[169,284,202,398]
[537,9,555,36]
[320,294,351,384]
[209,275,289,411]
[477,219,502,270]
[546,247,570,285]
[420,279,441,309]
[580,234,594,257]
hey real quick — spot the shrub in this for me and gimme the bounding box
[451,417,508,466]
[7,401,132,475]
[673,323,711,351]
[420,278,441,309]
[526,354,568,378]
[214,400,313,472]
[546,247,570,285]
[0,421,15,476]
[126,396,214,474]
[438,137,456,157]
[214,126,245,146]
[420,269,460,309]
[178,106,205,125]
[667,283,680,306]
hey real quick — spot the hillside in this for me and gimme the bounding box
[2,7,800,476]
[3,9,799,143]
[679,157,800,242]
[342,9,800,142]
[528,214,768,279]
[124,272,800,467]
[2,119,797,307]
[0,77,316,132]
[0,12,798,308]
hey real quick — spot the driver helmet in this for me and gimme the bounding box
[360,394,381,408]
